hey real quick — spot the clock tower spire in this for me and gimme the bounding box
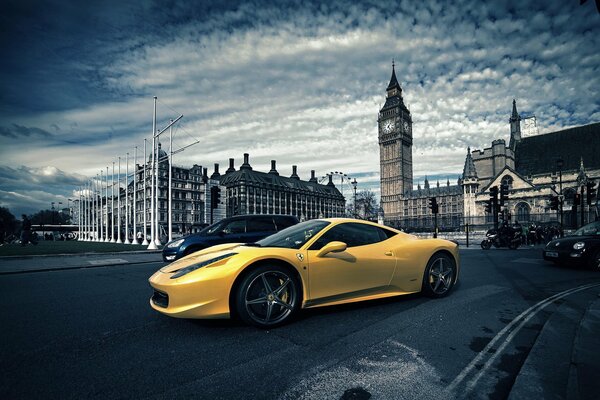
[378,62,413,226]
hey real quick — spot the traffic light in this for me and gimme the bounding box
[489,186,499,201]
[210,186,221,209]
[428,197,438,214]
[484,198,493,213]
[499,183,509,206]
[549,195,559,210]
[587,181,597,203]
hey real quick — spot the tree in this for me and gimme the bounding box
[355,190,379,221]
[0,207,18,235]
[30,209,71,226]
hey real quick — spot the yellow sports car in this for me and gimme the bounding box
[149,218,459,327]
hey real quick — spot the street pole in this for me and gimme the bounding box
[133,146,137,244]
[142,139,149,245]
[557,159,564,237]
[78,189,81,240]
[85,184,89,241]
[100,171,104,241]
[117,157,122,243]
[104,167,109,242]
[125,152,130,244]
[111,162,116,243]
[168,119,173,243]
[148,96,158,250]
[154,139,161,247]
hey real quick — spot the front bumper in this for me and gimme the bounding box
[148,268,234,319]
[162,247,181,262]
[542,248,588,266]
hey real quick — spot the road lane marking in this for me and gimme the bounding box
[87,258,128,265]
[447,282,600,396]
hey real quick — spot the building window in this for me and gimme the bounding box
[501,175,514,190]
[515,202,530,223]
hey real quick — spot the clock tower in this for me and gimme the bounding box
[378,62,413,224]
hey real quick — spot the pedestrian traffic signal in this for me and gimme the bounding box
[489,186,498,201]
[210,186,221,209]
[499,183,509,206]
[428,197,439,214]
[549,195,559,210]
[484,198,493,213]
[587,181,597,203]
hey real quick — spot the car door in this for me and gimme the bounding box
[306,223,397,302]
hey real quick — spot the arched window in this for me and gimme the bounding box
[515,202,530,223]
[501,175,514,190]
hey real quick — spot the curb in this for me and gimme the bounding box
[0,259,164,276]
[0,249,162,260]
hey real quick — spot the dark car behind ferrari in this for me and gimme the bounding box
[162,215,299,261]
[543,221,600,270]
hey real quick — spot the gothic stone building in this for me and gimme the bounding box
[379,65,600,230]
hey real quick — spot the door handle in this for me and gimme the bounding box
[384,251,393,256]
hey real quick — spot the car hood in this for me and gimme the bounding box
[546,236,588,249]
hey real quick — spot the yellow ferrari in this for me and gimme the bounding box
[149,218,459,327]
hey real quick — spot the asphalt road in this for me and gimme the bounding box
[1,247,599,399]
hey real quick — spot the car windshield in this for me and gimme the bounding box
[572,221,600,236]
[256,220,330,249]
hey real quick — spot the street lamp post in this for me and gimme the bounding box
[125,152,130,244]
[557,158,564,237]
[351,178,358,218]
[148,96,158,250]
[133,146,137,244]
[111,162,116,243]
[142,139,149,245]
[117,157,122,243]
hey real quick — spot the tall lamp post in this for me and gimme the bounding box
[351,178,358,218]
[557,158,564,237]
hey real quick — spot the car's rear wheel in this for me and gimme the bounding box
[422,253,456,298]
[235,265,300,328]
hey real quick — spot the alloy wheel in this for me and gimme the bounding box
[244,271,297,326]
[428,257,454,295]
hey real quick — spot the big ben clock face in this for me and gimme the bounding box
[382,119,395,133]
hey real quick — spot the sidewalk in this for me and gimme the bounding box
[0,250,164,275]
[509,290,600,400]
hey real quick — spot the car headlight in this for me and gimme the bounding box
[167,238,185,248]
[170,252,237,279]
[572,242,585,250]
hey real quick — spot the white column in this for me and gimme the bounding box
[105,167,110,242]
[142,139,149,245]
[168,120,173,243]
[154,140,161,246]
[148,97,158,250]
[100,171,104,241]
[78,188,82,240]
[116,156,122,243]
[111,162,116,243]
[125,152,131,244]
[133,146,137,244]
[93,176,97,241]
[85,181,90,241]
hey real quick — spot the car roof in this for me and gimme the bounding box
[317,218,401,233]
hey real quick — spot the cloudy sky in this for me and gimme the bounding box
[0,0,599,215]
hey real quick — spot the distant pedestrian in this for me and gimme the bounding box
[20,214,32,245]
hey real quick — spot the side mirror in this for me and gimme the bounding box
[316,241,347,258]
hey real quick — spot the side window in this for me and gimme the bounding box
[223,219,246,234]
[309,223,386,250]
[247,217,276,233]
[274,216,296,230]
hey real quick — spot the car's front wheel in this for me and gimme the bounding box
[235,265,300,328]
[422,253,456,298]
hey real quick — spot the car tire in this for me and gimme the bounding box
[481,240,491,250]
[235,265,300,328]
[422,253,456,298]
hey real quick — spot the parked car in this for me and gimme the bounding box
[542,221,600,270]
[162,215,299,261]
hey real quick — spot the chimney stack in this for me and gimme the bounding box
[327,174,335,186]
[226,158,235,174]
[309,170,317,182]
[210,163,220,179]
[269,160,279,175]
[290,165,299,180]
[240,153,252,170]
[202,167,208,183]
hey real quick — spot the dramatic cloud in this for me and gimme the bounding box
[0,0,599,215]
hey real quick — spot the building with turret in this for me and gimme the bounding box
[378,64,600,230]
